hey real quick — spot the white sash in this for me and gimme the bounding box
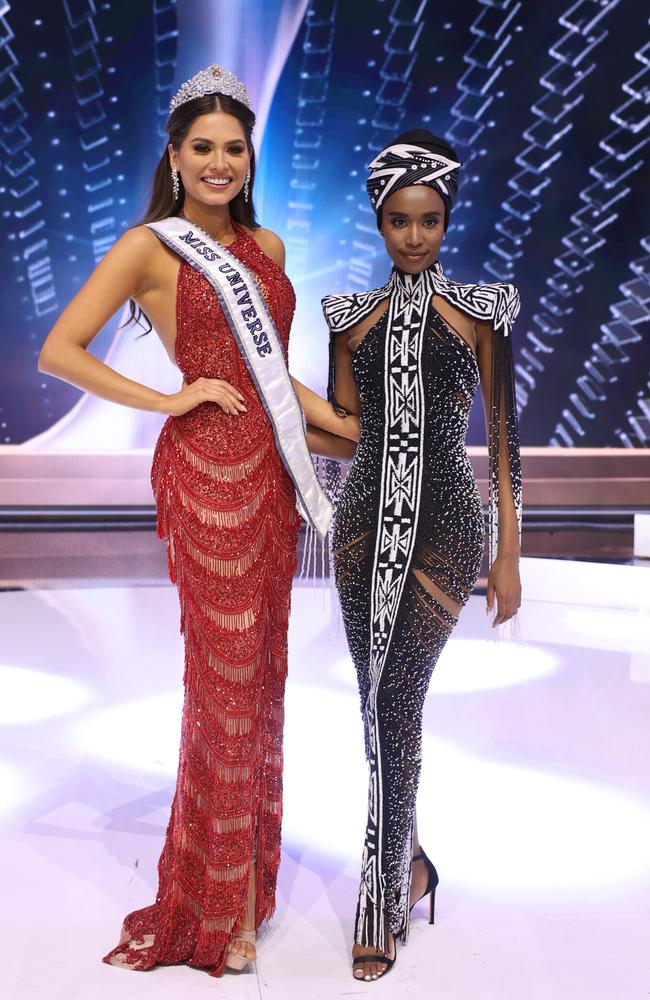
[147,216,332,538]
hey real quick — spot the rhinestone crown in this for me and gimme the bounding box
[169,64,252,115]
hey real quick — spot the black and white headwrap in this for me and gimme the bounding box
[366,130,461,230]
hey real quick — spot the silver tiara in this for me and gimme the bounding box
[169,64,252,115]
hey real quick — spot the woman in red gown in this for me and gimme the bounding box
[38,66,357,976]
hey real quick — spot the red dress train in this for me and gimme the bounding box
[103,224,301,976]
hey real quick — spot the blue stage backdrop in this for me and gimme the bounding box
[0,0,648,450]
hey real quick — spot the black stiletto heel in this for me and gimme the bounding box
[410,848,439,924]
[429,881,437,924]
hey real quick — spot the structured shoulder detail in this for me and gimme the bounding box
[322,270,521,338]
[322,281,391,334]
[434,275,520,335]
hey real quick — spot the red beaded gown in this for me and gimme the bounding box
[103,222,301,976]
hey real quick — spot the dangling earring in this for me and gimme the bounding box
[243,168,251,203]
[171,167,180,202]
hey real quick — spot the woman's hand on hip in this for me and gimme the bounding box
[162,377,247,417]
[486,554,521,627]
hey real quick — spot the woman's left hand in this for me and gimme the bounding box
[486,555,521,627]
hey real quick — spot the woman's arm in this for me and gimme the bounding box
[476,319,522,626]
[254,227,361,443]
[305,424,358,459]
[293,327,363,443]
[38,227,246,417]
[330,330,362,417]
[254,228,360,443]
[291,377,360,442]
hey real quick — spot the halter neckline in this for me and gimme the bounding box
[391,260,443,289]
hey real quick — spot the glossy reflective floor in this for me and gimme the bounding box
[1,558,650,999]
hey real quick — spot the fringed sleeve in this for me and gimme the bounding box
[322,290,371,411]
[321,283,390,412]
[326,326,351,416]
[486,285,523,567]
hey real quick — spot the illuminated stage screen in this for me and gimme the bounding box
[1,0,648,487]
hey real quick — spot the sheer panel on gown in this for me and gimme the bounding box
[325,266,521,950]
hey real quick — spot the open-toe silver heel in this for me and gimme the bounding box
[225,929,256,972]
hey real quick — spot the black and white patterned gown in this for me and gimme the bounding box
[322,261,522,951]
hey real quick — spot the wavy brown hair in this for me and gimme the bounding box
[128,92,259,333]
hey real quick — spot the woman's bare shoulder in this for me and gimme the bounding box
[118,223,161,249]
[101,225,168,271]
[106,225,176,294]
[250,226,285,267]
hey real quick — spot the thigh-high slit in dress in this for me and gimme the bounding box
[322,263,522,952]
[103,223,301,977]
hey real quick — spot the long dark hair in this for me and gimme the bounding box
[128,93,259,333]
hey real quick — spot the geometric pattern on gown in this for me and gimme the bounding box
[324,265,522,950]
[323,262,521,566]
[103,223,301,977]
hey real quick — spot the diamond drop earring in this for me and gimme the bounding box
[171,167,180,202]
[243,168,251,203]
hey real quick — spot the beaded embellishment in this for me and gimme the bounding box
[169,64,252,114]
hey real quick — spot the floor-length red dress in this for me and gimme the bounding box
[103,222,301,976]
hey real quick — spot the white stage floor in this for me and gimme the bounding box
[1,558,650,999]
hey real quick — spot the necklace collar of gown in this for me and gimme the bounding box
[386,261,443,323]
[389,259,442,292]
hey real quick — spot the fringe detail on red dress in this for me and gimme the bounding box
[103,231,300,977]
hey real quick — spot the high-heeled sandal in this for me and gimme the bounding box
[225,929,256,972]
[410,848,439,924]
[352,936,397,981]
